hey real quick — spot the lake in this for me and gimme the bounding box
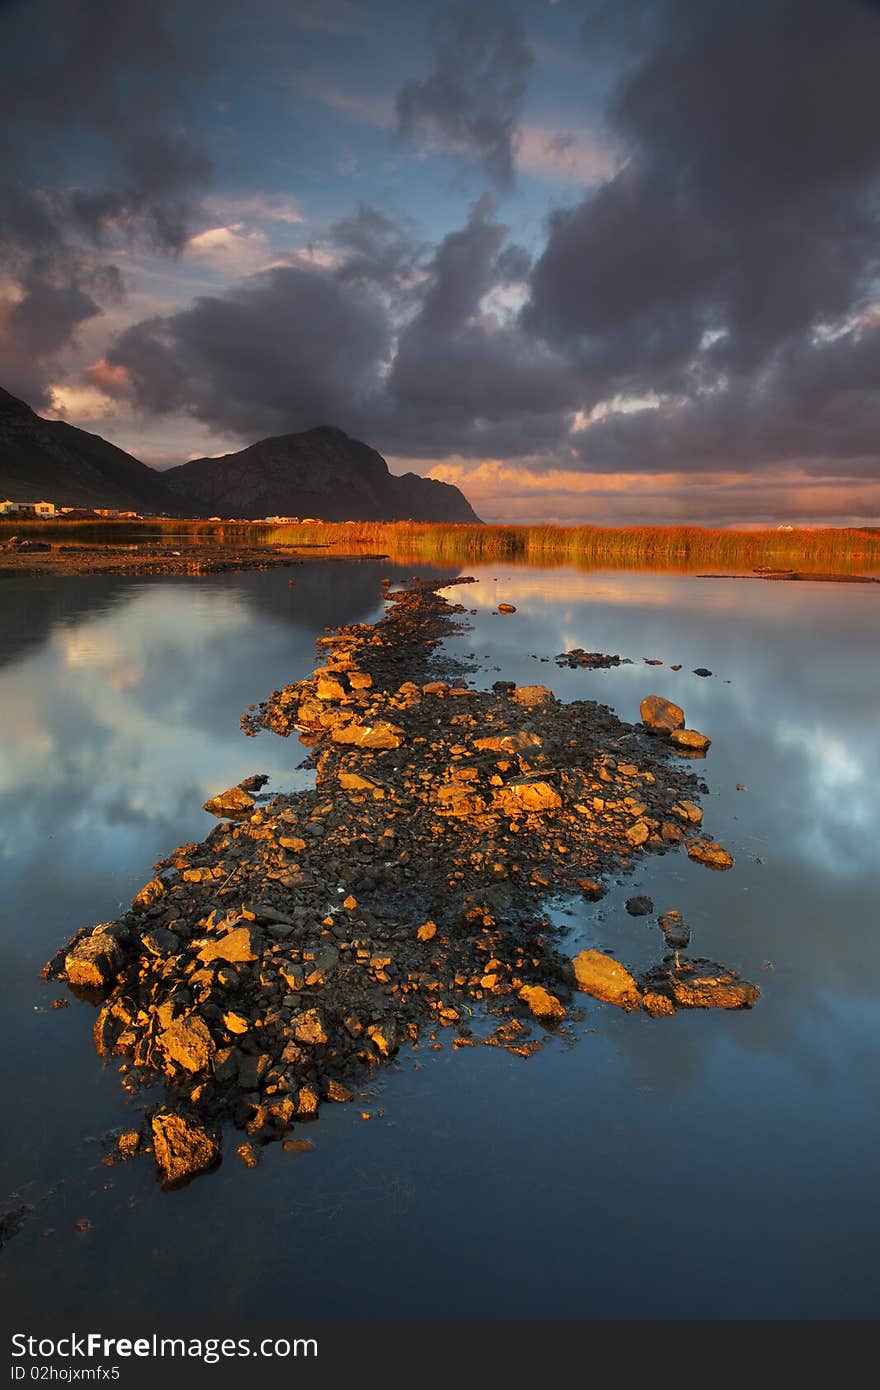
[1,558,878,1319]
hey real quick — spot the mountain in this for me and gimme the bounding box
[162,425,481,522]
[0,389,481,523]
[0,387,179,512]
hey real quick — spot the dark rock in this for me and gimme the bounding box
[626,895,654,916]
[658,910,691,949]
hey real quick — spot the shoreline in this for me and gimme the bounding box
[0,539,390,580]
[43,576,757,1191]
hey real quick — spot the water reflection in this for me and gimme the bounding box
[0,563,879,1319]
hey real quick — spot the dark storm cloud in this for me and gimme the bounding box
[384,195,577,448]
[329,205,425,296]
[574,320,880,478]
[108,265,392,438]
[106,195,578,460]
[396,4,534,188]
[0,0,215,403]
[525,0,880,475]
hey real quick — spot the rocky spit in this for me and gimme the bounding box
[45,577,756,1188]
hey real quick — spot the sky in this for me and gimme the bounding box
[2,0,879,526]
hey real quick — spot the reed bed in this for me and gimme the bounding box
[3,516,878,573]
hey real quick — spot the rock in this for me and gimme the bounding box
[417,920,437,941]
[640,694,685,733]
[132,878,165,910]
[316,675,347,701]
[348,671,373,689]
[572,950,642,1010]
[511,685,555,707]
[236,1142,260,1168]
[0,1204,33,1247]
[670,728,712,751]
[658,910,691,949]
[196,926,260,964]
[203,785,255,818]
[625,820,650,846]
[142,928,180,956]
[151,1110,220,1186]
[238,773,269,791]
[642,991,676,1018]
[117,1129,142,1160]
[577,879,605,900]
[693,668,712,677]
[64,928,123,991]
[494,778,562,815]
[158,1016,215,1073]
[497,603,517,614]
[367,1020,397,1056]
[518,984,566,1022]
[647,959,759,1010]
[473,730,542,755]
[296,1084,320,1117]
[686,839,734,871]
[626,895,653,916]
[331,720,404,750]
[676,800,703,823]
[293,1008,329,1045]
[326,1079,354,1102]
[338,771,381,791]
[222,1011,249,1034]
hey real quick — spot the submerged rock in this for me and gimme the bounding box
[626,895,654,916]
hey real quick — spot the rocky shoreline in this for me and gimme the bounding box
[44,577,756,1188]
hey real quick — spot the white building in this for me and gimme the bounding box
[0,499,56,517]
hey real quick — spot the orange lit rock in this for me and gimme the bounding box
[331,720,404,750]
[686,838,734,870]
[151,1110,220,1186]
[572,950,642,1010]
[518,984,566,1022]
[671,728,712,751]
[640,695,685,733]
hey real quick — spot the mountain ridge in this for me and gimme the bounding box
[163,424,481,522]
[0,389,480,522]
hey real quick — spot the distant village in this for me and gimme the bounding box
[0,500,321,523]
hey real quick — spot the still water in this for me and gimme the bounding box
[0,559,878,1319]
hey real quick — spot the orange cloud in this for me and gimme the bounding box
[396,456,880,526]
[84,359,132,398]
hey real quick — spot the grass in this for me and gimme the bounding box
[2,517,879,573]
